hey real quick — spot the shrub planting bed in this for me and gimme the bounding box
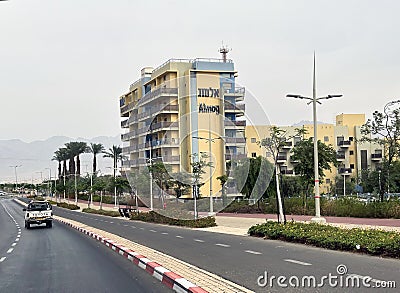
[248,221,400,258]
[130,211,216,228]
[82,208,121,217]
[57,202,80,210]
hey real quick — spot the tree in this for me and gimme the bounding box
[217,174,228,206]
[88,143,105,174]
[360,103,400,201]
[52,148,66,179]
[190,152,212,197]
[291,138,338,197]
[103,145,125,178]
[259,126,306,223]
[65,141,88,176]
[172,172,192,199]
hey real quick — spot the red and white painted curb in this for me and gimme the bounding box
[56,218,208,293]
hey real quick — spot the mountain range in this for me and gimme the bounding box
[0,136,121,184]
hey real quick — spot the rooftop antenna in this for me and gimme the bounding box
[219,42,230,62]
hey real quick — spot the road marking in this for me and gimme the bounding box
[215,243,231,248]
[275,245,285,248]
[123,224,129,227]
[7,248,13,254]
[109,222,114,224]
[15,238,19,242]
[149,230,157,233]
[140,228,144,230]
[284,259,312,266]
[11,243,16,247]
[245,250,262,255]
[0,257,6,262]
[194,239,205,243]
[131,226,136,228]
[176,236,183,239]
[161,232,168,235]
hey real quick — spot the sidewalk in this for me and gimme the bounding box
[44,196,400,234]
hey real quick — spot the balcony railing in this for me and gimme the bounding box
[120,102,135,114]
[138,87,178,106]
[281,169,294,175]
[139,138,180,149]
[371,153,383,160]
[336,153,345,160]
[282,141,293,149]
[225,137,246,144]
[224,102,245,112]
[224,120,246,127]
[121,119,129,128]
[339,167,352,174]
[276,155,287,162]
[137,104,179,120]
[225,154,247,161]
[122,145,139,153]
[338,140,351,147]
[224,87,245,100]
[121,130,136,141]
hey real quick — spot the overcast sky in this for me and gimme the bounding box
[1,0,400,142]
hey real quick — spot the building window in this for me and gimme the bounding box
[251,138,256,143]
[350,164,355,169]
[251,152,257,158]
[349,150,354,155]
[349,137,353,141]
[326,179,331,184]
[324,136,329,142]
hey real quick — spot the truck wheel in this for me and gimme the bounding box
[46,221,52,228]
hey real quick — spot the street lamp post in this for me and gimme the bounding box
[106,166,118,208]
[45,168,52,197]
[9,165,22,195]
[286,53,342,224]
[343,170,349,196]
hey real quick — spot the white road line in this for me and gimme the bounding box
[176,236,183,239]
[131,226,136,228]
[109,222,114,224]
[7,248,13,254]
[245,250,262,255]
[11,243,16,247]
[149,230,157,233]
[15,238,19,242]
[0,257,6,262]
[194,239,205,243]
[140,228,144,230]
[161,232,168,235]
[215,243,231,248]
[123,225,129,227]
[284,259,312,266]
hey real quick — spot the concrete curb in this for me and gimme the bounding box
[56,218,208,293]
[13,198,207,293]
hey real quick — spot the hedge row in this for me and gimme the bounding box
[57,202,80,210]
[130,211,216,228]
[82,208,121,217]
[248,221,400,258]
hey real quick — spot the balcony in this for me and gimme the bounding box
[153,156,180,164]
[225,137,246,144]
[224,120,246,128]
[339,168,352,175]
[138,104,179,121]
[336,153,345,161]
[137,87,178,106]
[282,141,293,149]
[121,130,136,141]
[276,155,287,164]
[224,102,245,111]
[225,153,247,161]
[120,102,135,115]
[371,153,383,161]
[338,140,351,148]
[224,87,245,101]
[139,138,180,149]
[121,119,129,128]
[290,155,298,163]
[280,169,294,175]
[122,145,138,153]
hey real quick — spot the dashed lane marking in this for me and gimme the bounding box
[284,259,312,266]
[194,239,205,243]
[149,230,157,233]
[245,250,262,255]
[0,257,6,262]
[176,235,183,239]
[7,248,13,254]
[215,243,231,248]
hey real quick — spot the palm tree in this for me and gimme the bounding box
[65,141,88,176]
[52,148,69,179]
[88,143,105,174]
[103,145,125,179]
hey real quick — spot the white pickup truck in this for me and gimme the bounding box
[23,200,53,229]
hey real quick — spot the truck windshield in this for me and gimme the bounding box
[28,203,50,211]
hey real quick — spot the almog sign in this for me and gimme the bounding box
[198,87,220,114]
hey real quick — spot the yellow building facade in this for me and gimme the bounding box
[120,58,246,198]
[246,114,382,195]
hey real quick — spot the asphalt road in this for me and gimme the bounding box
[39,198,400,292]
[0,198,171,293]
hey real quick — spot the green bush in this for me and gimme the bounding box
[248,221,400,258]
[130,211,216,228]
[57,202,80,210]
[82,208,120,217]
